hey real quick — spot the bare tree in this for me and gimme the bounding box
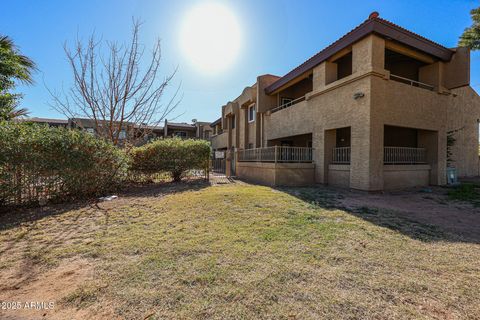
[50,20,179,146]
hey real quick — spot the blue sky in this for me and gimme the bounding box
[2,0,479,123]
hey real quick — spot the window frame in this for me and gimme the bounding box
[248,104,255,123]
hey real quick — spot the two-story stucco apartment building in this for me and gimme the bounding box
[210,12,480,191]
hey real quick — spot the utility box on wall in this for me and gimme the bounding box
[446,167,458,185]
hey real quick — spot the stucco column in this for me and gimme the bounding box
[313,130,325,183]
[353,34,385,74]
[418,129,446,185]
[350,122,384,191]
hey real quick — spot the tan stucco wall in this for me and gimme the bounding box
[265,101,312,141]
[211,132,228,150]
[447,86,480,176]
[213,32,480,191]
[328,165,350,188]
[383,165,431,190]
[236,162,315,186]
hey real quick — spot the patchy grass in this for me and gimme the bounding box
[1,183,479,319]
[448,183,480,206]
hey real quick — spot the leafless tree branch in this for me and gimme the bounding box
[49,19,180,146]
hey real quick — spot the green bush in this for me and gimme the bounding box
[0,121,128,206]
[130,138,210,181]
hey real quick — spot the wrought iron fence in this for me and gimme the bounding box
[332,147,351,164]
[237,146,313,163]
[384,146,426,164]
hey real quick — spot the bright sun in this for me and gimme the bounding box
[180,2,242,74]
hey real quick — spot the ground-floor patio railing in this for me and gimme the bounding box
[237,146,313,163]
[332,147,351,164]
[332,146,427,165]
[384,146,426,164]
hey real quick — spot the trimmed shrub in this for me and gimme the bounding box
[130,138,211,181]
[0,121,128,206]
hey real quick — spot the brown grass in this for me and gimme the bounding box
[0,182,479,319]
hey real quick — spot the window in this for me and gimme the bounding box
[231,115,235,129]
[248,104,255,122]
[204,131,210,139]
[280,97,293,107]
[175,131,187,138]
[248,143,254,149]
[85,128,95,135]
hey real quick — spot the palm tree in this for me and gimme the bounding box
[0,35,36,120]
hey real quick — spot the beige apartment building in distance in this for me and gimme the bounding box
[210,12,480,191]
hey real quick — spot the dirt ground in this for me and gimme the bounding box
[337,185,480,241]
[0,179,479,319]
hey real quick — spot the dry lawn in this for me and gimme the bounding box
[0,181,479,319]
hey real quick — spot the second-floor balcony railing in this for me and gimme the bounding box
[390,74,434,91]
[238,146,313,163]
[332,146,427,165]
[271,95,306,114]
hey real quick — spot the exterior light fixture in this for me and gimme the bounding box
[353,92,365,100]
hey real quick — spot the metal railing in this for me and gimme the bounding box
[270,95,306,113]
[384,146,426,164]
[237,146,313,163]
[332,147,351,164]
[332,146,426,165]
[390,74,435,91]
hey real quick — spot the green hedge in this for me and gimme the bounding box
[130,138,211,181]
[0,122,128,206]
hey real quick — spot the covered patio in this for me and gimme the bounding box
[235,145,315,186]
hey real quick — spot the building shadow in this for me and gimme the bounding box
[277,185,480,244]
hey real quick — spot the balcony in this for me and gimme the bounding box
[332,147,427,165]
[271,95,306,114]
[211,131,228,149]
[238,146,313,163]
[390,74,434,91]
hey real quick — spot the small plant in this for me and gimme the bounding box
[446,127,464,168]
[448,183,480,206]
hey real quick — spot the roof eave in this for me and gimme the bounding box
[265,18,454,95]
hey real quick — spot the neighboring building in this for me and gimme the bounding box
[195,121,214,140]
[163,119,213,140]
[20,117,212,143]
[210,117,226,153]
[210,12,480,191]
[17,117,69,128]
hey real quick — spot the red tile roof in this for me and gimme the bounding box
[265,13,454,95]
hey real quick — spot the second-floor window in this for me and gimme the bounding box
[248,105,255,122]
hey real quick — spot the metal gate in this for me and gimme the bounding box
[229,149,236,176]
[211,158,226,174]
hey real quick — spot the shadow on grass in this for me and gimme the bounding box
[278,186,480,244]
[0,179,210,232]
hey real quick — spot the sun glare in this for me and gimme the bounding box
[180,2,242,74]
